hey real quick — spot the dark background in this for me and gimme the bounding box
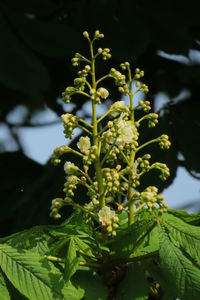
[1,0,200,236]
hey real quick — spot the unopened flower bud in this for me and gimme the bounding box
[83,31,89,39]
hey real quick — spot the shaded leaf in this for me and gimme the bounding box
[0,269,10,300]
[7,12,83,57]
[158,225,200,299]
[1,0,57,15]
[0,243,83,300]
[163,213,200,266]
[168,209,200,226]
[72,271,108,300]
[64,237,79,282]
[0,13,50,93]
[109,212,157,259]
[116,262,149,300]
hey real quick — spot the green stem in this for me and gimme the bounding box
[137,115,148,124]
[97,109,111,123]
[120,150,130,164]
[79,261,100,268]
[136,138,158,153]
[79,54,91,64]
[70,149,85,157]
[85,80,92,90]
[78,179,98,195]
[90,40,105,207]
[78,168,94,186]
[119,174,129,183]
[98,124,109,135]
[96,74,111,86]
[127,65,135,226]
[78,124,92,135]
[77,117,93,129]
[134,203,145,214]
[45,255,64,263]
[76,91,90,98]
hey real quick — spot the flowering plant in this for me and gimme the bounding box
[51,30,170,232]
[0,30,200,300]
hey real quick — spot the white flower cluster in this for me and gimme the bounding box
[50,29,171,234]
[77,136,91,153]
[64,161,78,174]
[98,206,119,236]
[116,117,136,147]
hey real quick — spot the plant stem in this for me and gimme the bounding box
[127,66,136,226]
[97,109,111,123]
[134,203,145,214]
[136,138,158,153]
[77,117,93,128]
[45,255,64,263]
[76,91,90,98]
[78,124,92,135]
[90,39,105,207]
[96,74,111,86]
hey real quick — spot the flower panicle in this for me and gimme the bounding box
[50,30,171,235]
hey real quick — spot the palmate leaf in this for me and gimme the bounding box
[0,225,53,256]
[0,269,10,300]
[158,225,200,299]
[163,213,200,266]
[109,215,157,260]
[168,209,200,226]
[72,271,108,300]
[0,243,84,300]
[116,262,149,300]
[64,237,79,282]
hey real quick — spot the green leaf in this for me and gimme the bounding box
[0,225,52,255]
[116,263,149,300]
[0,269,10,300]
[7,12,83,57]
[131,227,159,258]
[0,243,83,300]
[0,13,50,93]
[74,236,96,258]
[72,271,108,300]
[163,213,200,266]
[109,214,156,259]
[158,225,200,299]
[168,209,200,226]
[64,238,79,282]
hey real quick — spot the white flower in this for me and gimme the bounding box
[67,175,78,184]
[97,87,109,99]
[64,161,77,174]
[98,206,115,224]
[77,136,91,153]
[110,101,128,117]
[116,118,135,146]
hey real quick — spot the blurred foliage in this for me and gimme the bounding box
[1,0,200,236]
